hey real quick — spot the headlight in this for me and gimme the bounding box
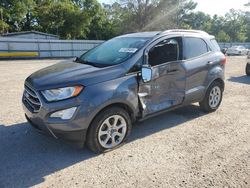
[41,86,83,102]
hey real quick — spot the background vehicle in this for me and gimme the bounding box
[246,53,250,76]
[22,30,226,153]
[226,46,249,56]
[221,47,228,54]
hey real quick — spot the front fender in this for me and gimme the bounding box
[81,75,139,128]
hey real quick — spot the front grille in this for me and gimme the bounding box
[23,84,41,113]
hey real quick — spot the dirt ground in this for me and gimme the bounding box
[0,56,249,188]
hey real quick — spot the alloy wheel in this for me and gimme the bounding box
[209,86,221,108]
[98,115,127,149]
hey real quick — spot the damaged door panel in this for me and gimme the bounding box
[138,61,186,117]
[138,36,186,117]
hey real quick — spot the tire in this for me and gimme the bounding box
[246,64,250,76]
[86,107,132,153]
[199,81,223,112]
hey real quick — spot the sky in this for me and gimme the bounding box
[98,0,250,16]
[194,0,249,16]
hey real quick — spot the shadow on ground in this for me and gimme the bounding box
[0,105,205,187]
[228,75,250,85]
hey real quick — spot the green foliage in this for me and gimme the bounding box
[0,0,249,41]
[0,19,9,34]
[35,0,90,39]
[223,9,247,42]
[180,7,249,42]
[216,31,230,42]
[244,3,250,41]
[0,0,35,31]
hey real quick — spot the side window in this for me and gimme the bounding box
[148,37,182,66]
[210,39,221,52]
[184,37,209,59]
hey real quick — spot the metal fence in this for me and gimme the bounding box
[0,37,249,59]
[218,42,250,49]
[0,37,104,58]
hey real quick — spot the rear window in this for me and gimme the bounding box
[184,37,209,59]
[210,39,221,52]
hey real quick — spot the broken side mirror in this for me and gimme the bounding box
[141,65,152,83]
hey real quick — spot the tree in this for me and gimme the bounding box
[83,0,117,40]
[244,2,250,41]
[178,0,197,28]
[216,30,230,42]
[1,0,250,41]
[35,0,91,39]
[105,0,197,33]
[0,0,35,32]
[180,11,211,30]
[115,0,162,32]
[224,9,247,42]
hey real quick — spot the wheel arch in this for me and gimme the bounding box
[95,102,137,122]
[207,77,225,92]
[85,102,137,140]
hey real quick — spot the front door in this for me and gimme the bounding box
[138,37,186,117]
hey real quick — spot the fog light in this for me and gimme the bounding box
[50,107,77,120]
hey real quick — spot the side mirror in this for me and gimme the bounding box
[141,65,152,83]
[74,57,79,62]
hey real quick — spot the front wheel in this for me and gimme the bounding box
[246,64,250,76]
[199,81,223,112]
[86,107,132,153]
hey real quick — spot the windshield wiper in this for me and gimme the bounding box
[75,58,102,68]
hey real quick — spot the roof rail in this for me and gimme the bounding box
[160,29,210,36]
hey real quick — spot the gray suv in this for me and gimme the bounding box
[22,30,226,153]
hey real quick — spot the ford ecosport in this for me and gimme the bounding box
[22,30,226,153]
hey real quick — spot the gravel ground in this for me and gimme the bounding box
[0,56,250,188]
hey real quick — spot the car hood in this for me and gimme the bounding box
[26,60,126,90]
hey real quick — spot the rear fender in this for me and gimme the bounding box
[203,66,225,97]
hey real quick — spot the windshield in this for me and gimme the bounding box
[78,37,150,67]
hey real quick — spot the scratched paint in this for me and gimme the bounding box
[138,61,186,117]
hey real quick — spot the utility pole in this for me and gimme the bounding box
[0,8,3,34]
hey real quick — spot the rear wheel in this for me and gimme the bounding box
[86,107,132,153]
[246,64,250,76]
[199,81,223,112]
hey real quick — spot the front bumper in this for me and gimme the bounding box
[22,89,90,144]
[25,114,86,143]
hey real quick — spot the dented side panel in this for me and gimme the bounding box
[138,61,186,117]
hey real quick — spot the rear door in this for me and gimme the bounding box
[182,36,213,103]
[138,36,186,117]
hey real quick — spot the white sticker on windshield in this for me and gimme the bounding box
[119,48,138,53]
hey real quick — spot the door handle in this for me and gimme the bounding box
[167,69,179,74]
